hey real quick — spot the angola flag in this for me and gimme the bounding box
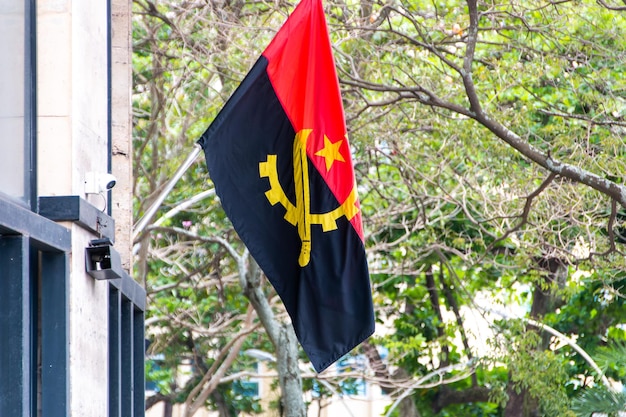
[197,0,374,372]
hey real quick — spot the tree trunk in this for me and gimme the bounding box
[362,342,421,417]
[275,324,307,417]
[211,390,234,417]
[241,256,306,417]
[504,257,567,417]
[425,267,449,367]
[163,400,173,417]
[433,386,491,414]
[503,385,528,417]
[398,396,421,417]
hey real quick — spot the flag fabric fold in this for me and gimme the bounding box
[197,0,374,372]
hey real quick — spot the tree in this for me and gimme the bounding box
[132,0,626,416]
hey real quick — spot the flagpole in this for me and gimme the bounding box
[133,144,202,241]
[132,187,215,255]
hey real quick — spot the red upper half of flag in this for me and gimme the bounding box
[262,0,364,240]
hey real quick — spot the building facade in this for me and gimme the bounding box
[0,1,144,416]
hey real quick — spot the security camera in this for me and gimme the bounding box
[85,172,117,194]
[101,174,117,190]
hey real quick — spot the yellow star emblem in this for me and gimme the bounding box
[314,135,345,171]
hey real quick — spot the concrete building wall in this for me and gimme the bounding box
[0,3,27,197]
[110,0,134,271]
[37,1,133,415]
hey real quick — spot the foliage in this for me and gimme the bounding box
[132,0,626,416]
[571,386,626,417]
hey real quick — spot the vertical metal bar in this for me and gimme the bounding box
[133,308,145,417]
[0,236,31,417]
[108,287,122,417]
[106,0,113,216]
[30,246,39,416]
[27,0,37,210]
[121,299,134,415]
[40,251,69,417]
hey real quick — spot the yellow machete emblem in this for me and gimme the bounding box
[259,129,360,267]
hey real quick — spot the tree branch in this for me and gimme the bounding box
[474,113,626,208]
[438,262,476,384]
[425,266,450,367]
[148,225,242,261]
[589,199,619,259]
[596,0,626,10]
[485,307,613,390]
[489,172,558,249]
[384,361,478,417]
[463,0,482,114]
[184,307,254,417]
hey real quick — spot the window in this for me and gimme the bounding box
[0,0,34,206]
[233,362,261,399]
[336,354,368,397]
